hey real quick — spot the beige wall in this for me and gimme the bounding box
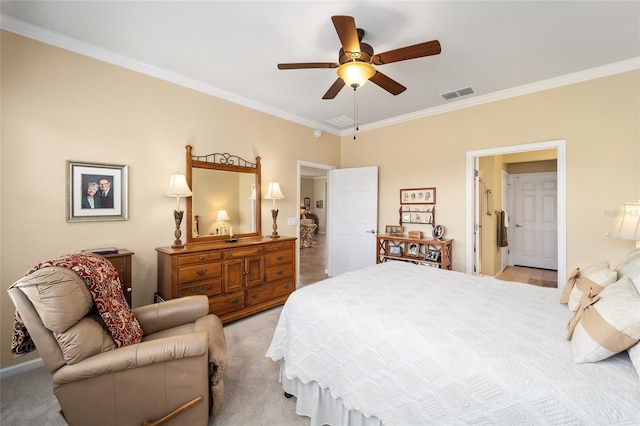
[2,31,639,369]
[0,32,341,368]
[313,177,327,233]
[341,70,640,275]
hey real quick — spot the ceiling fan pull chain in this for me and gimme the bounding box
[353,87,357,140]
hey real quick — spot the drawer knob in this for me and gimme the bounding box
[199,256,205,260]
[231,298,241,305]
[284,283,290,289]
[196,287,206,295]
[251,293,259,299]
[196,269,207,276]
[277,255,284,261]
[277,270,284,276]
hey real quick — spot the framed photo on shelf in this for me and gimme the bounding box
[385,225,404,236]
[389,246,403,256]
[66,160,128,222]
[408,243,419,257]
[400,187,436,204]
[426,250,441,261]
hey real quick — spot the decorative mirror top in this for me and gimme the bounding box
[186,145,261,244]
[191,152,259,170]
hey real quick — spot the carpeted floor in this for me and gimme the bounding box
[0,306,308,426]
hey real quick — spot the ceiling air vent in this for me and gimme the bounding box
[441,86,475,101]
[326,115,354,128]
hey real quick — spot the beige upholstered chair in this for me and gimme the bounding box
[8,262,227,426]
[300,219,318,248]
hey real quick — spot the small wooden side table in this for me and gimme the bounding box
[102,249,134,306]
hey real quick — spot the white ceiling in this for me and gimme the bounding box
[2,1,639,136]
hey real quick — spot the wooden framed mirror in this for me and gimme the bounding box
[185,145,261,244]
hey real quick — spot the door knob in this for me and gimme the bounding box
[515,224,523,227]
[366,230,376,234]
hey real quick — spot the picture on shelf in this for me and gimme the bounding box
[426,250,441,261]
[389,246,403,255]
[385,225,404,235]
[408,243,419,257]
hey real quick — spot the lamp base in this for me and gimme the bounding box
[270,209,280,238]
[172,210,186,248]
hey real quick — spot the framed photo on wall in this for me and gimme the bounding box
[400,187,436,204]
[66,161,128,222]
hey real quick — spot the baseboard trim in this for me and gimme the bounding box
[0,357,44,379]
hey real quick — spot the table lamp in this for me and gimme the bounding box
[264,181,285,238]
[165,172,193,248]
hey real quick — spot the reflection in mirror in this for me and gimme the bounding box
[185,146,261,244]
[191,169,256,236]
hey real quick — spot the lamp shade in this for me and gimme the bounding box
[606,203,640,241]
[165,173,193,197]
[216,210,231,222]
[336,61,376,88]
[264,182,285,200]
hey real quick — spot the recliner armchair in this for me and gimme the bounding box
[8,261,227,426]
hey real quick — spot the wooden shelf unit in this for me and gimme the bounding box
[376,234,452,270]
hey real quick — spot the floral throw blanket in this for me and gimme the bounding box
[11,252,143,357]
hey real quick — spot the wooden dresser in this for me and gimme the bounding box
[156,237,296,323]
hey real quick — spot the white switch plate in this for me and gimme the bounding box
[287,217,297,226]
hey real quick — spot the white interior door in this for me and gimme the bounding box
[327,166,378,277]
[512,172,558,270]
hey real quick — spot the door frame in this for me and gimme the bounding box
[465,140,567,286]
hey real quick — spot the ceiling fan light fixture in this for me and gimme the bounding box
[337,61,375,89]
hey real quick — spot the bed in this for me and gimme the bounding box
[266,251,640,426]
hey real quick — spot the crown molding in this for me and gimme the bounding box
[351,57,640,136]
[3,14,637,138]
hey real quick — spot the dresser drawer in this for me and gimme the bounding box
[209,291,245,316]
[177,262,222,285]
[246,281,294,306]
[177,279,222,298]
[222,246,264,259]
[266,263,294,281]
[177,252,222,266]
[265,241,294,252]
[265,250,293,267]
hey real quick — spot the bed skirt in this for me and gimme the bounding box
[280,361,383,426]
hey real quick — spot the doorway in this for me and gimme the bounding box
[466,140,567,288]
[297,161,334,288]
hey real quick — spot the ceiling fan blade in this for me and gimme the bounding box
[331,15,361,55]
[278,62,339,70]
[369,71,406,95]
[372,40,441,65]
[322,78,346,99]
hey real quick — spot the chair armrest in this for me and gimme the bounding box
[133,296,209,335]
[52,331,208,386]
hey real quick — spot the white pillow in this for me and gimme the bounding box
[560,262,617,311]
[614,248,640,281]
[569,277,640,363]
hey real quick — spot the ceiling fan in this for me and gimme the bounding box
[278,15,441,99]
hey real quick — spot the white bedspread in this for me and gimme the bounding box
[266,261,640,425]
